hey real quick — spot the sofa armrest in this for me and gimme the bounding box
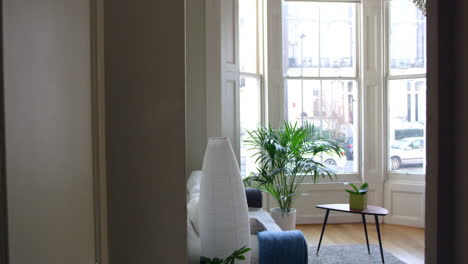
[257,230,308,264]
[246,188,262,208]
[248,208,282,232]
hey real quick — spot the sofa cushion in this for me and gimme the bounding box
[187,170,202,199]
[187,218,201,264]
[248,208,282,232]
[249,217,267,234]
[246,188,262,208]
[187,193,200,235]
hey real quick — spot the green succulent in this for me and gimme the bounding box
[345,182,368,195]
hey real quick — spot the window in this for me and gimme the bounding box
[387,0,426,175]
[283,1,359,174]
[239,0,263,178]
[238,0,427,181]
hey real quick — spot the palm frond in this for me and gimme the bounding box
[243,121,343,212]
[411,0,426,16]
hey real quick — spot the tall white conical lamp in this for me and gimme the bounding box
[199,137,250,263]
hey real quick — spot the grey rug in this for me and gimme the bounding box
[308,245,406,264]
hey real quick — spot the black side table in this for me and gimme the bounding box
[315,204,389,263]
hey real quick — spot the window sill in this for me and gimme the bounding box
[387,172,425,183]
[301,173,361,184]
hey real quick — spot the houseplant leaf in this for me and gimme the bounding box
[360,182,368,190]
[345,182,360,193]
[244,121,342,213]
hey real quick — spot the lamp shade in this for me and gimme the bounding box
[199,137,250,263]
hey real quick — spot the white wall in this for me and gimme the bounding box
[186,0,246,174]
[384,181,425,227]
[186,0,208,176]
[3,0,96,263]
[186,0,243,175]
[205,0,241,161]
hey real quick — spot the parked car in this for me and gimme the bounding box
[344,137,354,160]
[305,150,347,169]
[389,137,425,170]
[318,151,347,168]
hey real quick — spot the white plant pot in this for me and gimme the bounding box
[270,207,297,231]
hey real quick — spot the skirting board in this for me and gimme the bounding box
[384,215,424,228]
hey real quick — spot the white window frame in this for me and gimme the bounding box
[239,0,266,177]
[249,0,427,185]
[267,0,362,183]
[239,0,265,120]
[384,0,426,182]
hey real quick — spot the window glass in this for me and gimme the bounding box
[284,2,357,77]
[388,0,426,175]
[239,0,258,73]
[283,1,359,175]
[388,79,426,174]
[286,79,359,174]
[389,0,426,76]
[239,0,262,177]
[240,77,262,177]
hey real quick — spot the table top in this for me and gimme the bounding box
[316,204,388,216]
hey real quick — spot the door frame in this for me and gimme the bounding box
[0,0,10,262]
[90,0,108,263]
[425,0,463,263]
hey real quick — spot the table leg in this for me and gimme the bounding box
[374,215,385,263]
[362,214,370,254]
[316,209,330,255]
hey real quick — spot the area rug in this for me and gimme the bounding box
[308,245,406,264]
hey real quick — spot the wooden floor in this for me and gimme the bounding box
[297,223,424,264]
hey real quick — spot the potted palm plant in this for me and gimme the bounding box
[243,122,343,230]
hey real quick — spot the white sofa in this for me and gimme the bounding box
[187,171,282,264]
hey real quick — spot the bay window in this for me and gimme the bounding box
[238,0,427,180]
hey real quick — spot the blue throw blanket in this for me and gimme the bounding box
[258,230,308,264]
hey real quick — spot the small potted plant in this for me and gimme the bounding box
[200,246,251,264]
[345,182,368,210]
